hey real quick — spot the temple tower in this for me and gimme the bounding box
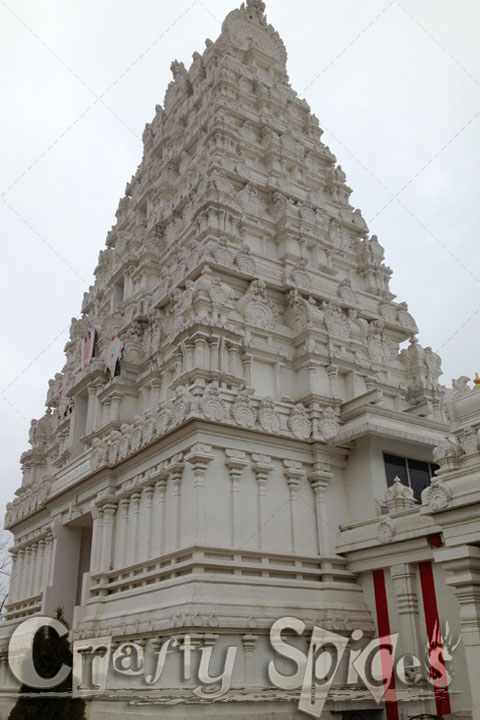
[1,2,473,718]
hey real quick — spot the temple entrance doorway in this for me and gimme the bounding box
[43,512,93,625]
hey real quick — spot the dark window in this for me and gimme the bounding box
[384,454,408,486]
[383,453,438,503]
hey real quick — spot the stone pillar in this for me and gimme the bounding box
[100,502,118,572]
[251,454,274,550]
[184,342,195,372]
[153,473,168,557]
[30,543,40,596]
[34,539,46,597]
[185,444,214,546]
[102,399,111,426]
[225,449,249,547]
[110,393,122,423]
[309,464,333,557]
[227,343,239,376]
[86,384,97,435]
[390,563,422,656]
[93,383,103,431]
[16,549,26,603]
[8,550,20,604]
[143,484,155,560]
[168,459,184,550]
[209,338,219,372]
[327,365,338,398]
[194,337,207,369]
[242,354,252,386]
[118,497,130,568]
[22,547,32,599]
[283,460,304,554]
[435,545,480,717]
[151,379,162,408]
[129,493,141,566]
[92,506,104,573]
[28,542,38,597]
[44,535,54,587]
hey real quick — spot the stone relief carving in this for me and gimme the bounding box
[337,277,357,306]
[199,382,227,422]
[258,396,281,434]
[459,426,479,455]
[442,376,471,425]
[4,479,52,529]
[173,385,198,424]
[234,244,256,275]
[421,477,451,511]
[376,515,395,544]
[231,388,257,428]
[287,403,311,440]
[432,437,463,462]
[238,279,278,330]
[316,407,339,442]
[286,258,311,289]
[323,302,350,340]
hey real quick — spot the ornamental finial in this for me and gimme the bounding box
[473,372,480,389]
[246,0,266,13]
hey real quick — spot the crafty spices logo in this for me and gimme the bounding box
[6,615,459,718]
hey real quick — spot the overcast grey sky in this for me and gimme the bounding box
[1,0,479,522]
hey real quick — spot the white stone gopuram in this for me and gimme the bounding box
[1,2,479,718]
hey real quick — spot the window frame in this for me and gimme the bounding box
[383,452,439,504]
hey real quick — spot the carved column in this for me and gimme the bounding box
[184,342,195,372]
[29,543,38,597]
[34,539,46,597]
[227,343,239,376]
[283,460,304,554]
[241,353,252,386]
[129,493,141,566]
[225,449,248,547]
[44,535,54,587]
[153,473,168,557]
[22,546,32,599]
[209,338,219,372]
[151,379,162,409]
[9,550,20,604]
[185,444,214,546]
[102,399,111,426]
[194,337,207,369]
[119,497,130,568]
[110,393,122,423]
[86,384,97,436]
[93,383,103,431]
[251,454,274,550]
[92,506,104,573]
[143,484,155,560]
[327,365,338,398]
[168,458,185,550]
[18,547,27,601]
[98,501,117,572]
[390,563,422,656]
[309,464,333,557]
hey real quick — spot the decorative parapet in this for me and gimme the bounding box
[4,477,52,529]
